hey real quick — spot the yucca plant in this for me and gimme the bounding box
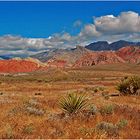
[117,76,140,95]
[59,93,88,114]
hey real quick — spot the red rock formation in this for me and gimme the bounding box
[74,51,125,67]
[0,46,139,73]
[116,46,140,63]
[47,59,67,68]
[0,59,39,73]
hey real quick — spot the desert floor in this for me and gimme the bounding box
[0,63,140,139]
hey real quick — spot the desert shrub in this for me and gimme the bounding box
[96,122,119,137]
[24,99,45,116]
[25,99,39,107]
[96,122,119,136]
[88,104,98,115]
[117,119,128,129]
[117,76,140,95]
[100,104,115,115]
[23,123,35,134]
[26,107,45,116]
[59,93,88,114]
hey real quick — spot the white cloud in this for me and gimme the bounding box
[94,11,140,35]
[0,11,140,57]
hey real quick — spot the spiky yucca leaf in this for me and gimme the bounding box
[59,93,88,114]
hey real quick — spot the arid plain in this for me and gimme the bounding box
[0,63,139,139]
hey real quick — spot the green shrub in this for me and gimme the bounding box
[96,121,118,136]
[100,104,115,115]
[59,93,88,114]
[117,76,140,95]
[88,104,98,115]
[117,119,128,129]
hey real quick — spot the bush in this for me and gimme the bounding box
[24,99,45,116]
[100,104,115,115]
[59,93,88,114]
[26,107,45,116]
[88,104,98,115]
[117,76,140,95]
[117,119,128,129]
[96,122,118,136]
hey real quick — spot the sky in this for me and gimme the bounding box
[0,1,140,37]
[0,1,140,57]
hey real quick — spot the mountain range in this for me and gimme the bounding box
[85,40,140,51]
[0,40,140,73]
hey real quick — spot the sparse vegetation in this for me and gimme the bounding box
[96,122,119,137]
[117,119,128,129]
[100,104,115,115]
[24,99,45,116]
[59,93,88,114]
[117,76,140,95]
[0,64,139,139]
[88,104,98,115]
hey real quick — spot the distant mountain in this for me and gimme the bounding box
[74,51,125,67]
[85,41,110,51]
[0,46,140,73]
[74,46,140,67]
[0,55,11,59]
[31,45,91,65]
[116,46,140,63]
[85,40,140,51]
[109,40,138,50]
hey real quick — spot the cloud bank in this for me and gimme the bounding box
[0,11,140,57]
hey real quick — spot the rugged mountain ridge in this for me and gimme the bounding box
[31,45,91,65]
[85,40,140,51]
[74,46,140,67]
[0,46,139,73]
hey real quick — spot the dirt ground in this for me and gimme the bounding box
[0,64,140,139]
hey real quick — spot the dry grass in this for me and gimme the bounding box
[0,64,140,139]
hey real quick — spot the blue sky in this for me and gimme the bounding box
[0,1,140,57]
[0,1,140,38]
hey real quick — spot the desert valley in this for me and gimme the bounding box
[0,40,140,139]
[0,1,140,139]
